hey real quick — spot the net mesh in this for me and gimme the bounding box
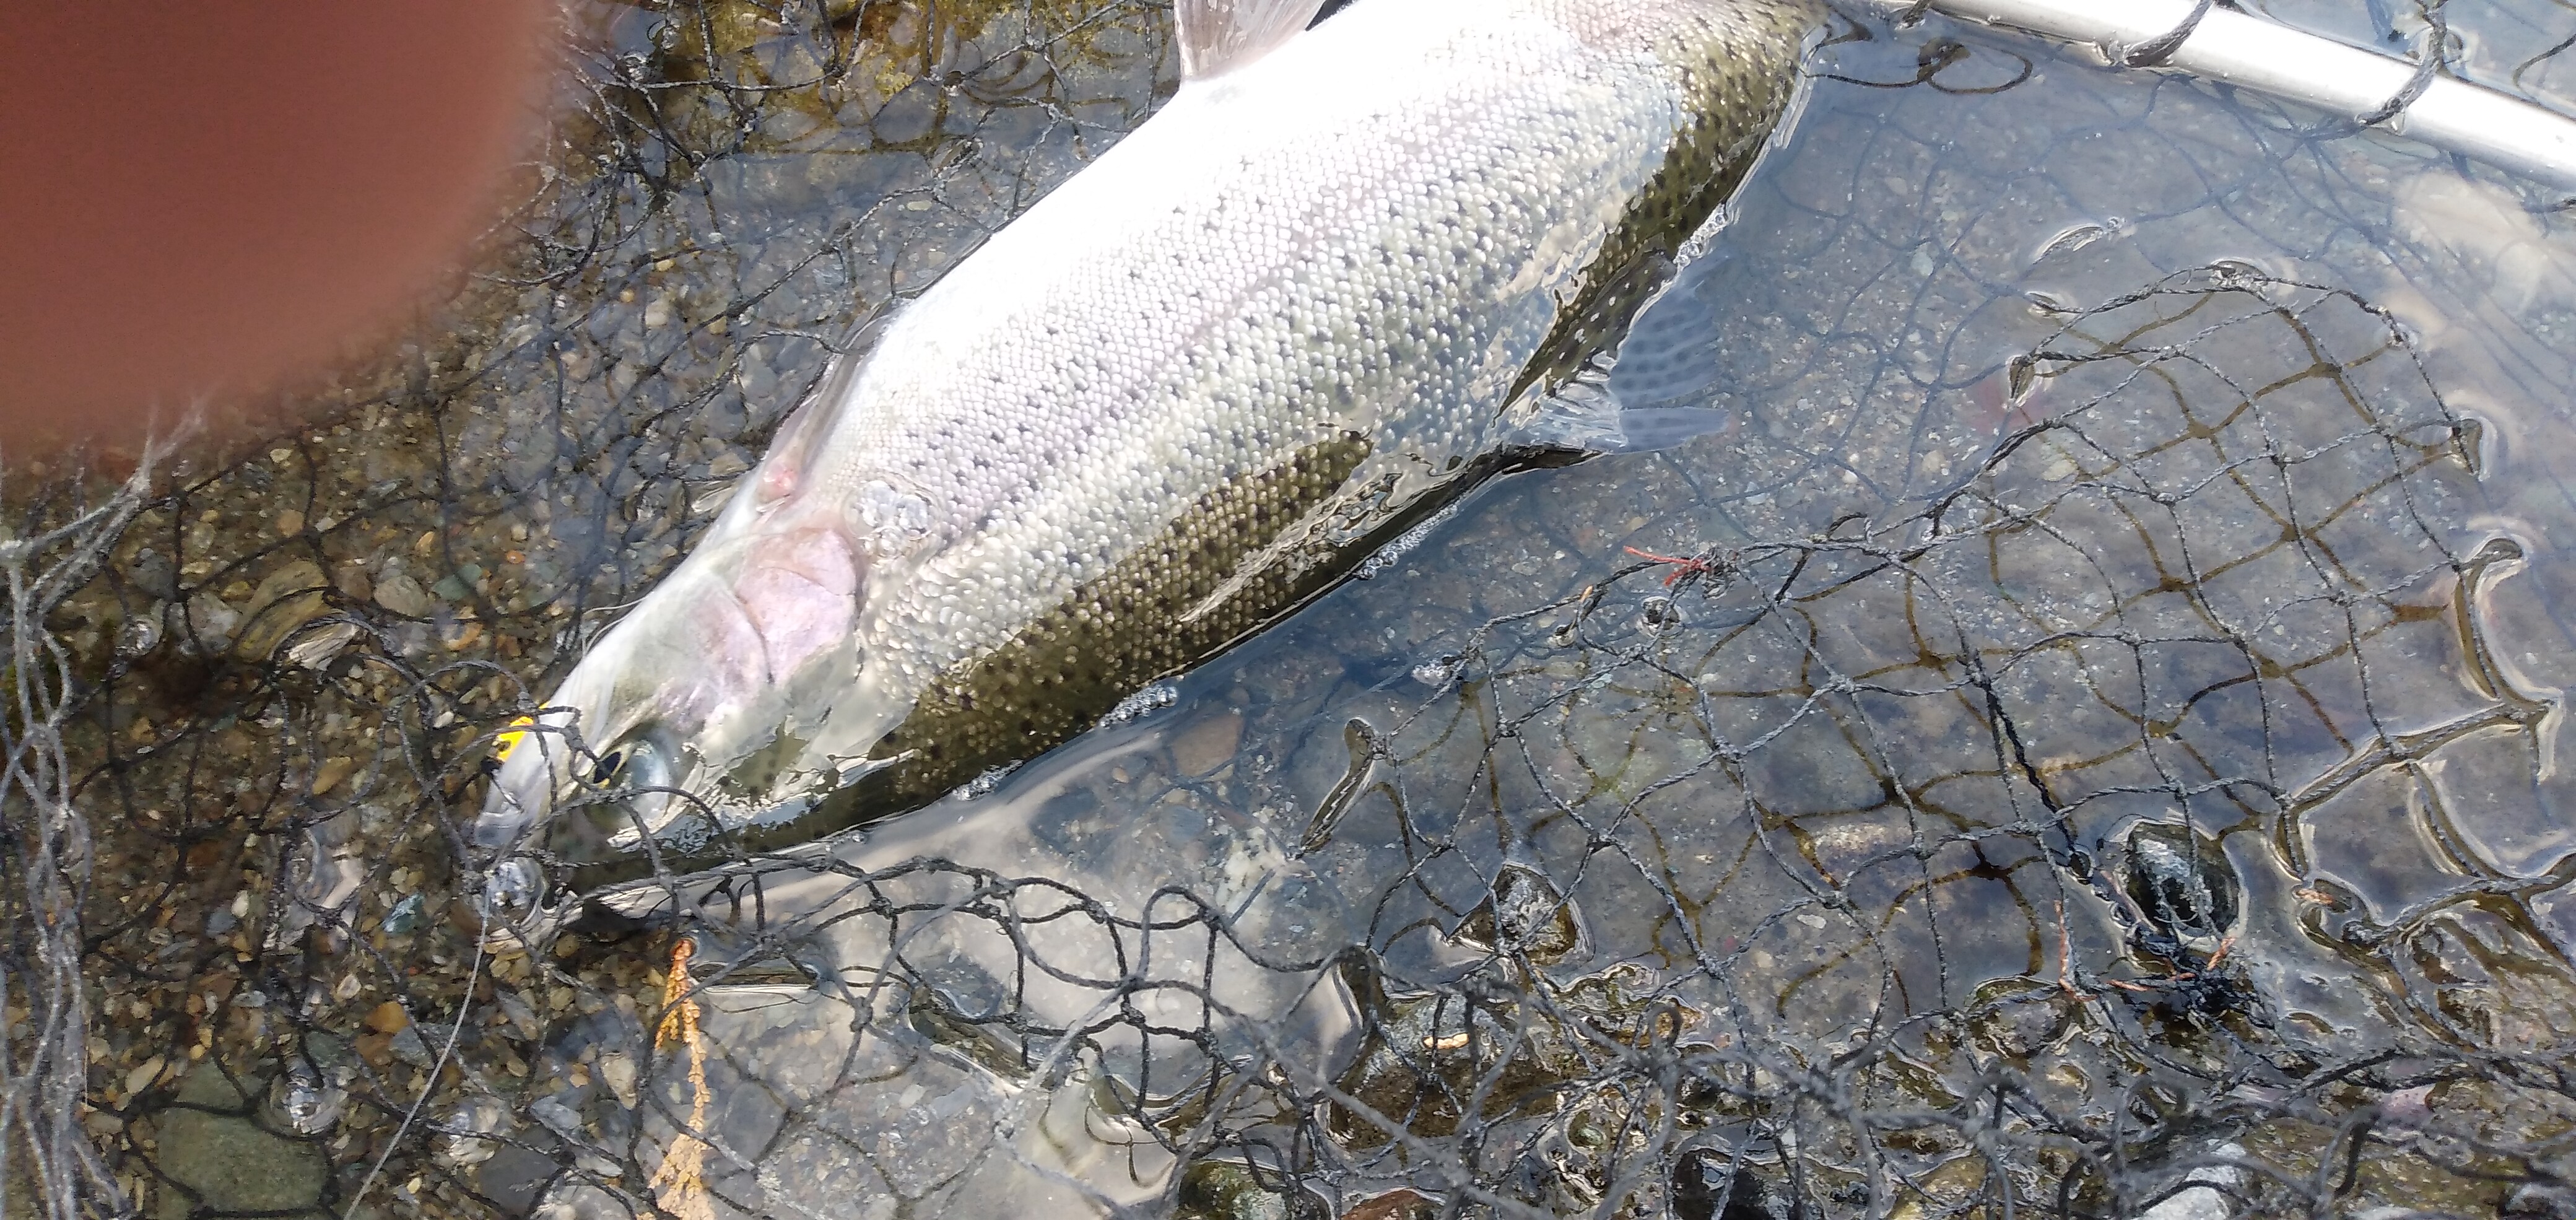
[9,1,2576,1218]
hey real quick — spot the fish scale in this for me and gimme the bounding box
[475,0,1819,899]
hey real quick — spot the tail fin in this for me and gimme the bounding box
[1176,0,1333,81]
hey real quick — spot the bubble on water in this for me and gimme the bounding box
[1102,681,1180,725]
[1357,501,1459,580]
[479,856,546,929]
[1638,594,1682,633]
[957,762,1019,799]
[265,1060,346,1136]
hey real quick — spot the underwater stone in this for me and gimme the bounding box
[1673,1149,1780,1220]
[1173,1159,1327,1220]
[372,572,435,618]
[440,1096,511,1166]
[1170,712,1244,777]
[380,892,425,935]
[152,1068,326,1219]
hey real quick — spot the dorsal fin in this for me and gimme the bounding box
[1176,0,1331,81]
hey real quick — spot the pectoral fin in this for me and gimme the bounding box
[1177,0,1333,81]
[1504,367,1736,456]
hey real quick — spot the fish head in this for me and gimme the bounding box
[472,490,873,902]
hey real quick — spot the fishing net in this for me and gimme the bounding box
[11,0,2576,1218]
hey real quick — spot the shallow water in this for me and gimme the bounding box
[20,1,2576,1217]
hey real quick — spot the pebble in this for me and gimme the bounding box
[381,893,425,936]
[311,757,359,796]
[123,1055,165,1097]
[597,1052,639,1109]
[333,563,372,601]
[389,1025,435,1068]
[440,1098,508,1166]
[373,573,435,618]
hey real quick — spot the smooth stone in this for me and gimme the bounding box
[153,1067,326,1219]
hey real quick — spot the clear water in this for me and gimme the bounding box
[28,2,2576,1216]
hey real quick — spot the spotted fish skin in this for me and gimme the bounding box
[476,0,1817,884]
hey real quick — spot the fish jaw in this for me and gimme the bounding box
[472,503,868,882]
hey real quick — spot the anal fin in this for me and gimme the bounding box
[1177,0,1333,81]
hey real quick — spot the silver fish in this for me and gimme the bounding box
[475,0,1816,903]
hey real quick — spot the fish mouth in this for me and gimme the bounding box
[475,535,866,934]
[469,704,588,855]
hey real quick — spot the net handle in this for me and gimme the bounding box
[1871,0,2576,193]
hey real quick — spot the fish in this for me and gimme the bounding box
[472,0,1819,910]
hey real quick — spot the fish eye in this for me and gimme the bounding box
[586,751,624,787]
[583,733,676,792]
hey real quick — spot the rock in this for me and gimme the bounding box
[2505,1182,2576,1218]
[440,1096,509,1166]
[596,1051,638,1109]
[373,572,435,619]
[528,1096,583,1138]
[388,1025,435,1068]
[151,1068,326,1219]
[282,621,360,670]
[381,893,425,935]
[477,1139,561,1214]
[184,590,241,653]
[1175,1158,1326,1219]
[235,560,329,660]
[115,611,162,658]
[123,1055,165,1098]
[311,756,359,796]
[2139,1143,2247,1220]
[1672,1150,1772,1220]
[1171,712,1243,777]
[1342,1190,1435,1220]
[332,562,372,601]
